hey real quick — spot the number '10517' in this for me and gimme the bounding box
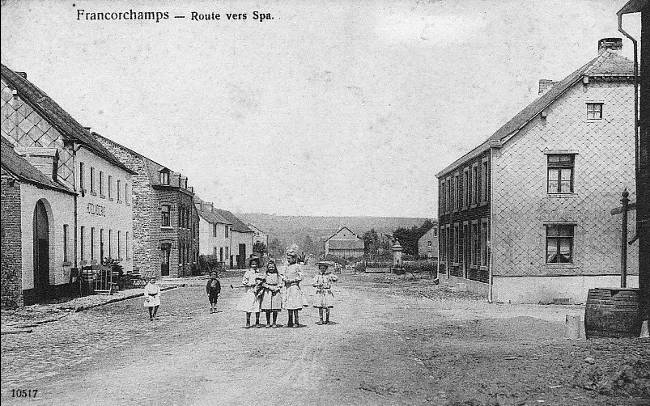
[12,389,38,398]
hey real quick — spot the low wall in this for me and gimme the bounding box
[441,275,489,297]
[493,275,640,304]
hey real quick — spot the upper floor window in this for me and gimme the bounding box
[161,204,171,227]
[79,162,85,191]
[225,226,229,238]
[99,171,104,197]
[108,175,113,199]
[546,224,574,264]
[213,223,218,237]
[481,160,489,203]
[463,169,470,208]
[547,154,574,194]
[160,170,170,185]
[124,182,129,205]
[587,103,603,120]
[427,240,432,247]
[117,179,122,202]
[90,167,96,194]
[472,164,479,205]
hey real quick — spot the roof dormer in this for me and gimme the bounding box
[159,168,170,185]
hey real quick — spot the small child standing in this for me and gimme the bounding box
[312,261,338,325]
[206,271,221,313]
[143,276,161,321]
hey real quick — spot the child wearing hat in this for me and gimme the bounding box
[238,257,264,328]
[206,271,221,313]
[312,261,338,324]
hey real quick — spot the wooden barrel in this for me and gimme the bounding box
[585,288,641,338]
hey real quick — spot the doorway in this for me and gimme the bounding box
[161,243,171,276]
[32,200,50,302]
[238,244,246,269]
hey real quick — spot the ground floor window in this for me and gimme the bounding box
[440,228,447,261]
[471,222,479,266]
[480,219,488,266]
[546,224,574,263]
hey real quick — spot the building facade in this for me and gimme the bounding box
[95,134,199,278]
[436,39,638,304]
[247,223,269,251]
[215,209,254,269]
[1,64,135,305]
[195,198,232,266]
[324,227,365,259]
[418,225,439,259]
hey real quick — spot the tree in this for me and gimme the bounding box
[268,238,284,258]
[362,229,380,258]
[302,235,316,256]
[392,220,436,257]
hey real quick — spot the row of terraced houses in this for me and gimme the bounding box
[0,64,263,308]
[436,38,639,304]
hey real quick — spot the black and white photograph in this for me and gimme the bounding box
[1,0,648,405]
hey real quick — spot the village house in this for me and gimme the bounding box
[324,227,365,259]
[247,223,269,251]
[95,134,199,277]
[214,209,255,269]
[195,197,232,267]
[418,224,439,260]
[436,38,638,304]
[1,64,135,305]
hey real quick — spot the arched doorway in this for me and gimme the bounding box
[33,199,50,302]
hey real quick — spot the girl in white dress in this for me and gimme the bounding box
[238,257,264,328]
[143,277,161,321]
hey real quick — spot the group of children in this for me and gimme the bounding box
[144,248,339,326]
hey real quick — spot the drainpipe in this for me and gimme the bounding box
[618,13,640,177]
[488,148,494,303]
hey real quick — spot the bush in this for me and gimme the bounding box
[403,260,437,274]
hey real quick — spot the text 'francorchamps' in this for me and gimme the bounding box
[77,9,169,23]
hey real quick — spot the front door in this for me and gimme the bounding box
[33,200,50,303]
[161,245,170,276]
[238,244,246,269]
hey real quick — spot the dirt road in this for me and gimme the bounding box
[2,268,648,405]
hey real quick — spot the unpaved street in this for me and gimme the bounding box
[2,268,649,406]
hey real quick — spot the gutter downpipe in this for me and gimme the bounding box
[618,12,640,181]
[488,147,494,303]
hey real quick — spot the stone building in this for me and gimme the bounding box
[195,197,232,265]
[417,225,439,260]
[1,64,135,305]
[436,38,638,304]
[324,227,365,259]
[1,136,76,306]
[95,134,199,277]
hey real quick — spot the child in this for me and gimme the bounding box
[143,276,161,321]
[238,257,264,328]
[206,271,221,313]
[282,247,305,328]
[260,260,282,327]
[312,261,338,324]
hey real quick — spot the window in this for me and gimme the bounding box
[161,204,171,227]
[79,162,85,191]
[213,224,217,237]
[178,205,184,228]
[124,182,129,205]
[117,180,121,202]
[117,231,122,259]
[546,224,574,264]
[160,170,170,185]
[453,223,460,263]
[108,175,113,199]
[99,229,104,261]
[80,226,85,261]
[471,223,479,266]
[63,225,69,262]
[440,180,445,214]
[108,229,112,258]
[125,232,130,259]
[90,227,95,261]
[587,103,603,120]
[99,171,104,197]
[446,178,451,212]
[463,168,470,208]
[90,167,95,194]
[481,160,489,203]
[427,240,432,247]
[454,174,460,211]
[220,247,223,262]
[433,228,438,237]
[480,219,489,266]
[472,164,479,205]
[225,226,229,238]
[440,229,447,261]
[547,154,574,194]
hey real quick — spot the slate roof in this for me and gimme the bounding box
[193,196,231,224]
[1,64,134,174]
[618,0,648,14]
[0,136,75,194]
[436,49,635,177]
[214,209,253,233]
[324,226,361,242]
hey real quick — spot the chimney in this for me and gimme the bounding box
[83,126,92,133]
[15,72,27,79]
[538,79,554,95]
[598,37,623,54]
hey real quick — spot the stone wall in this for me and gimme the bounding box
[1,172,23,308]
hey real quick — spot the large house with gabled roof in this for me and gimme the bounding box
[436,38,639,304]
[324,226,365,259]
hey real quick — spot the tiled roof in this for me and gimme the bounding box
[327,239,364,250]
[436,50,635,177]
[193,196,231,224]
[1,64,134,174]
[0,136,75,194]
[214,209,253,233]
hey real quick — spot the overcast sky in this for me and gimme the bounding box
[1,0,641,217]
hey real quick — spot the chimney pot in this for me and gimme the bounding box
[15,72,27,79]
[538,79,554,95]
[598,37,623,54]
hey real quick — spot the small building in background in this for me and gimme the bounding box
[418,224,439,260]
[214,209,254,269]
[195,197,232,266]
[247,223,269,250]
[324,227,365,259]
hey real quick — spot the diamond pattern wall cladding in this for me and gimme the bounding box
[492,80,638,277]
[1,79,74,189]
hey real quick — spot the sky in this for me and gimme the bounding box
[0,0,641,217]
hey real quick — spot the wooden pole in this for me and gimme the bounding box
[621,189,629,288]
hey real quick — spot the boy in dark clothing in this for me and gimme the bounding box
[206,271,221,313]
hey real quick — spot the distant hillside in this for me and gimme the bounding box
[236,212,432,254]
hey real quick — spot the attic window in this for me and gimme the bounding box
[587,103,603,120]
[160,170,170,185]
